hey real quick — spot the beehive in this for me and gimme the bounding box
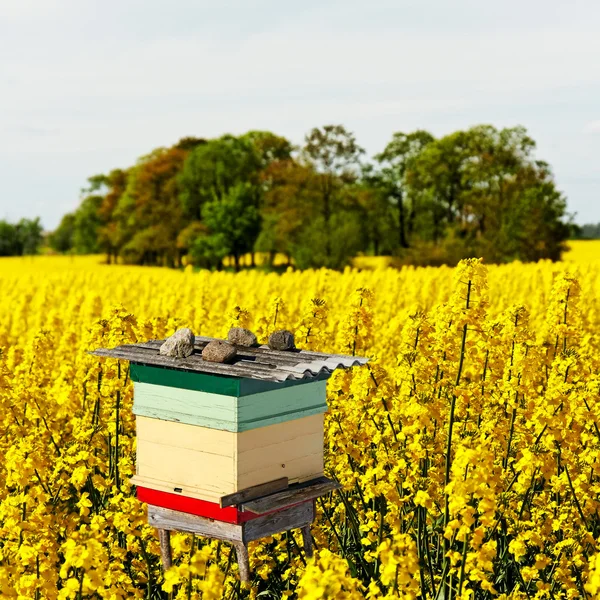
[92,335,368,519]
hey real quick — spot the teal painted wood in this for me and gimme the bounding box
[237,380,328,431]
[130,363,330,397]
[133,380,328,432]
[133,383,237,431]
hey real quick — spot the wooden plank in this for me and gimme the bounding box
[220,477,289,509]
[137,486,259,524]
[236,406,328,432]
[136,416,235,456]
[95,347,285,381]
[237,414,323,453]
[158,529,172,569]
[93,341,367,384]
[136,338,368,368]
[148,505,244,542]
[242,501,315,543]
[232,542,250,582]
[133,382,237,430]
[237,380,327,429]
[132,362,330,397]
[237,415,324,486]
[237,453,324,492]
[241,477,340,515]
[136,439,236,495]
[239,437,323,471]
[133,380,327,432]
[301,525,313,558]
[130,475,224,503]
[131,363,242,396]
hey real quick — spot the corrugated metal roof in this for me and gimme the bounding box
[90,336,369,383]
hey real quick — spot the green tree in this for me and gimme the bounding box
[179,135,261,221]
[194,183,261,271]
[404,125,570,263]
[0,221,19,256]
[113,146,190,266]
[72,196,103,253]
[302,125,365,264]
[48,213,76,253]
[255,159,318,265]
[375,130,435,247]
[240,131,294,169]
[15,218,44,255]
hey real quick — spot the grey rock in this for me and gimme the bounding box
[159,328,195,358]
[268,329,296,351]
[228,327,258,347]
[202,340,237,364]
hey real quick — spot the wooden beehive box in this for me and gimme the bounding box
[91,335,368,512]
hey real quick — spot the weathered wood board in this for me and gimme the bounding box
[241,476,340,514]
[133,379,327,431]
[133,414,324,501]
[147,500,315,544]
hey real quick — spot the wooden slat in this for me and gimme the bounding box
[241,477,340,515]
[220,477,289,509]
[137,486,258,524]
[133,380,327,431]
[136,416,235,455]
[91,337,369,384]
[237,455,323,496]
[94,347,282,381]
[243,501,314,543]
[130,475,224,503]
[148,505,244,542]
[237,414,323,453]
[102,338,369,367]
[134,384,237,430]
[136,439,236,495]
[237,380,327,429]
[147,501,315,546]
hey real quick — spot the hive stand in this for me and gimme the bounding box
[149,476,340,582]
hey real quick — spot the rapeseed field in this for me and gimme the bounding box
[0,242,599,599]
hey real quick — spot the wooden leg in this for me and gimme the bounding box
[158,529,172,570]
[233,542,250,582]
[301,525,313,558]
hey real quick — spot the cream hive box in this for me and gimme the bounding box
[92,334,369,521]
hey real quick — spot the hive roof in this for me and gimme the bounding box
[90,336,369,383]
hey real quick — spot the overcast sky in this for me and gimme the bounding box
[1,0,599,230]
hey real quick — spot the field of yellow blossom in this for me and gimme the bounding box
[1,241,600,599]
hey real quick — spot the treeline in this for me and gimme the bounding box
[49,124,572,269]
[572,223,600,239]
[0,218,43,256]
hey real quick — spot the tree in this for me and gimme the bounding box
[240,131,294,169]
[0,218,43,255]
[15,218,43,255]
[48,213,76,253]
[178,135,261,221]
[255,159,318,264]
[72,196,103,253]
[302,125,365,263]
[96,169,129,263]
[375,130,435,247]
[574,223,600,239]
[112,146,190,266]
[195,182,261,271]
[0,221,19,256]
[402,125,570,263]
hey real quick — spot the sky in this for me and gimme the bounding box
[1,0,599,230]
